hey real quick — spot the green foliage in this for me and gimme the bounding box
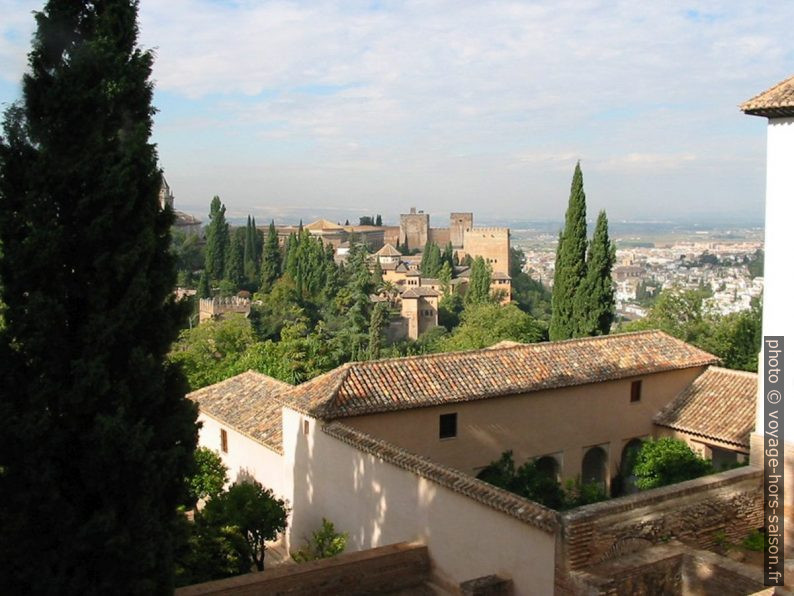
[188,447,229,505]
[440,303,543,351]
[477,451,565,510]
[170,316,257,390]
[562,479,608,508]
[225,228,245,288]
[420,241,443,277]
[198,271,212,299]
[291,518,348,562]
[260,220,281,293]
[206,196,230,282]
[622,289,762,372]
[742,529,765,552]
[0,2,198,591]
[510,247,552,320]
[172,230,205,286]
[632,438,713,490]
[550,162,588,340]
[202,481,289,571]
[174,512,251,587]
[573,210,616,336]
[746,249,764,279]
[368,301,390,360]
[465,256,493,306]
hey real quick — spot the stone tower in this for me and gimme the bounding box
[399,207,430,251]
[449,212,473,248]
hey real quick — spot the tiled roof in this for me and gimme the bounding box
[741,75,794,118]
[491,271,511,280]
[376,243,401,257]
[285,331,719,419]
[654,366,757,448]
[188,371,291,453]
[323,422,558,532]
[402,287,441,298]
[305,218,344,231]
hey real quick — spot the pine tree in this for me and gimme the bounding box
[375,214,382,227]
[550,162,588,340]
[260,220,280,293]
[465,256,493,306]
[205,196,229,282]
[0,2,197,591]
[574,210,616,336]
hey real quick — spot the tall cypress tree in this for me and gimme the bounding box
[574,210,616,336]
[550,162,588,340]
[0,2,197,592]
[465,256,493,306]
[260,220,280,293]
[205,195,228,282]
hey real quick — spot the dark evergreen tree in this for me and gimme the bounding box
[550,162,588,340]
[574,210,616,336]
[368,302,389,360]
[205,195,229,282]
[260,220,280,293]
[442,242,455,274]
[198,271,212,299]
[375,214,382,227]
[465,256,493,306]
[225,229,244,288]
[243,216,257,286]
[0,2,198,592]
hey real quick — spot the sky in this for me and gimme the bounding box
[1,1,793,225]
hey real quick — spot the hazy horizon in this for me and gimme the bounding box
[2,1,792,222]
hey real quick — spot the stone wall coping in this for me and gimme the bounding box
[561,466,762,523]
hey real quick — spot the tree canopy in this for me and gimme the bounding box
[0,1,198,591]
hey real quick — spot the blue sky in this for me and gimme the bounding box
[2,1,793,224]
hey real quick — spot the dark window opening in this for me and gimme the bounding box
[439,413,457,439]
[220,428,228,453]
[630,380,642,402]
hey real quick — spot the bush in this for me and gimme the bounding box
[633,438,712,490]
[291,518,348,562]
[742,529,765,552]
[187,447,229,506]
[477,451,565,510]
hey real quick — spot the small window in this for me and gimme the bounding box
[439,413,457,439]
[303,419,310,435]
[220,428,228,453]
[630,380,642,403]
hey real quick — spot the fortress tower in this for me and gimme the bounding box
[449,212,473,248]
[399,207,429,251]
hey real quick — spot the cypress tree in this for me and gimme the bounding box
[375,214,382,227]
[198,270,211,299]
[0,1,197,592]
[574,210,616,336]
[260,220,280,293]
[205,195,228,282]
[225,229,244,288]
[549,162,588,340]
[465,256,493,306]
[368,301,389,360]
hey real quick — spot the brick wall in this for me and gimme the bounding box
[557,466,763,579]
[175,542,430,596]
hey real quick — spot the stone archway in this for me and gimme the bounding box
[618,438,644,495]
[535,455,560,482]
[581,446,608,490]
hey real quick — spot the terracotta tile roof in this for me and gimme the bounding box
[305,218,344,231]
[188,371,292,453]
[491,271,511,280]
[654,366,757,448]
[741,75,794,117]
[375,243,401,257]
[285,330,719,419]
[323,422,559,532]
[402,287,441,298]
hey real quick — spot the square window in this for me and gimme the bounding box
[439,413,457,439]
[220,428,228,453]
[630,380,642,402]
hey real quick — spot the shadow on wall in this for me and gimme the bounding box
[291,417,435,558]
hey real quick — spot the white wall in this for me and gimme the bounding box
[754,117,793,441]
[281,408,557,596]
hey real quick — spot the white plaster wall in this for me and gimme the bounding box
[753,117,794,441]
[281,408,556,595]
[196,413,290,500]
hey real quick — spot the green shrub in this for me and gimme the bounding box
[291,518,348,562]
[633,438,712,490]
[742,529,765,552]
